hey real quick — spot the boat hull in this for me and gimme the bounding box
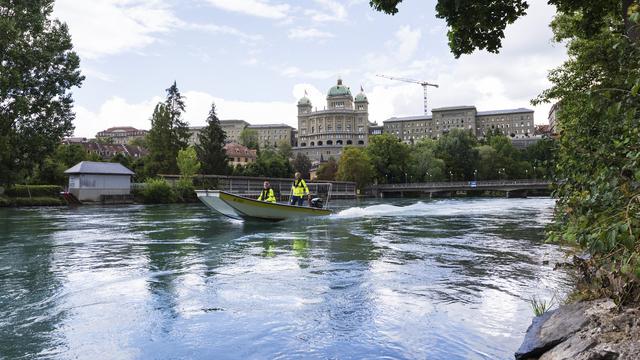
[196,190,331,221]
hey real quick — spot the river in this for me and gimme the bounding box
[0,198,571,359]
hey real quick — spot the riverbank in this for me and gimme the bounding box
[516,298,640,359]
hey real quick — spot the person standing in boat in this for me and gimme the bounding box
[290,172,310,206]
[258,181,276,203]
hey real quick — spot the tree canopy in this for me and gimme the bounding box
[196,103,228,175]
[0,0,84,185]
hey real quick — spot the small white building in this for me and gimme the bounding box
[64,161,134,202]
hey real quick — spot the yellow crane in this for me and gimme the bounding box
[376,74,439,114]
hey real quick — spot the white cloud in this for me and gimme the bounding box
[395,25,422,62]
[288,27,334,39]
[203,0,290,19]
[280,66,351,80]
[73,96,162,138]
[54,0,179,59]
[180,22,263,42]
[304,0,347,22]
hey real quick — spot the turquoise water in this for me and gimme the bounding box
[0,198,571,359]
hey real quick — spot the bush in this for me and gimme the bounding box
[5,185,63,198]
[175,179,197,202]
[12,197,65,206]
[0,196,10,207]
[141,178,176,204]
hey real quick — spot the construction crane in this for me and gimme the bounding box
[377,74,439,114]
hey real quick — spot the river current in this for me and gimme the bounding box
[0,198,571,359]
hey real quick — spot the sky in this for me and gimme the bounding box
[53,0,568,138]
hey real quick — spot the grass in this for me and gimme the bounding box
[529,295,557,316]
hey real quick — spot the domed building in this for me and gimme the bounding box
[293,78,370,162]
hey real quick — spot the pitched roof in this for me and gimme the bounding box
[476,108,533,116]
[384,115,433,122]
[64,161,135,175]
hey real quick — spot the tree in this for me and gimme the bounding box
[316,158,338,181]
[145,104,178,176]
[409,139,445,182]
[0,0,84,185]
[239,128,259,150]
[369,1,639,57]
[196,103,228,175]
[165,81,190,150]
[434,129,479,181]
[177,146,201,181]
[292,153,312,178]
[111,153,132,169]
[337,147,374,191]
[366,133,410,183]
[242,149,292,178]
[32,144,91,185]
[277,140,293,159]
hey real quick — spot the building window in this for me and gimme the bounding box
[357,140,364,145]
[327,140,333,145]
[310,142,315,146]
[337,140,343,145]
[318,141,323,146]
[346,140,352,145]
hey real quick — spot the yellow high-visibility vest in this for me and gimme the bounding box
[258,188,276,203]
[291,179,309,197]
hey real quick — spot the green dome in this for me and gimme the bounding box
[327,78,352,97]
[355,92,367,102]
[298,96,311,106]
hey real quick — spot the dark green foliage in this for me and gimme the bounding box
[0,196,10,207]
[434,129,480,181]
[239,128,259,150]
[175,180,197,202]
[534,5,640,303]
[408,139,446,182]
[196,103,228,175]
[367,133,410,183]
[111,153,133,169]
[316,158,338,181]
[292,153,312,178]
[11,196,64,206]
[0,0,84,185]
[145,82,190,177]
[237,149,293,178]
[337,147,374,190]
[140,178,176,204]
[5,185,62,197]
[32,144,93,185]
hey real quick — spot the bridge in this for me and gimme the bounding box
[369,179,552,198]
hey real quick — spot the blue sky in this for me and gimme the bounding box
[53,0,567,137]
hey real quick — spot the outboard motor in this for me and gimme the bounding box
[310,197,323,209]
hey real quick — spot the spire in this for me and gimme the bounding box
[360,85,364,92]
[304,89,308,96]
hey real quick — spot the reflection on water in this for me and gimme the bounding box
[0,198,571,359]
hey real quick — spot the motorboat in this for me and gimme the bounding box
[196,190,331,221]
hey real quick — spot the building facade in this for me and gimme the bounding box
[96,127,148,145]
[248,123,294,148]
[224,143,257,167]
[384,106,535,144]
[293,79,370,162]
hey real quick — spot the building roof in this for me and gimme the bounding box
[220,119,250,126]
[384,115,434,123]
[64,161,135,175]
[298,96,311,106]
[224,143,257,158]
[327,78,352,97]
[102,127,143,133]
[354,92,368,102]
[476,108,533,116]
[247,123,292,129]
[432,106,476,112]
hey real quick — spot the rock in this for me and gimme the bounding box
[515,299,618,359]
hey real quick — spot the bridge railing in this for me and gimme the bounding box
[372,179,552,190]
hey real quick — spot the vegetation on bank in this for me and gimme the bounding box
[0,185,65,207]
[370,0,640,305]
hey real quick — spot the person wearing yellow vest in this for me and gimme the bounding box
[257,181,276,203]
[290,172,309,206]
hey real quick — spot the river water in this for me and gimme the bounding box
[0,198,571,359]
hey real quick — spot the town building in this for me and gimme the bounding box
[187,126,204,146]
[293,78,371,162]
[384,106,535,144]
[62,139,148,160]
[64,161,134,202]
[220,119,249,144]
[96,127,148,145]
[224,143,256,167]
[248,123,295,149]
[548,102,560,135]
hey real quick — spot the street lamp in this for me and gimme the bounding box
[405,172,408,183]
[525,169,529,179]
[473,169,478,182]
[426,171,431,182]
[533,166,537,180]
[449,171,453,182]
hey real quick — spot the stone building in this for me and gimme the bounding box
[220,120,249,144]
[293,78,370,162]
[224,143,256,167]
[64,161,134,202]
[384,106,535,144]
[247,123,295,148]
[96,127,148,145]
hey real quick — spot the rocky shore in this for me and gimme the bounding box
[515,299,640,359]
